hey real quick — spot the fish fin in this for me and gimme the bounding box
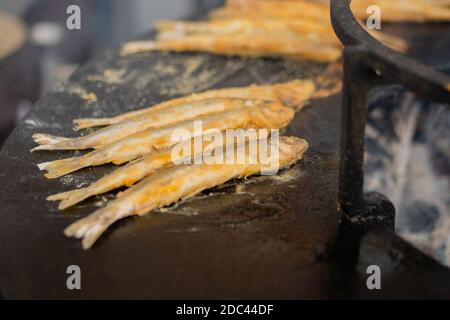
[33,133,70,145]
[58,190,92,210]
[111,155,139,165]
[64,205,127,249]
[47,189,80,201]
[73,118,112,131]
[37,157,83,179]
[31,144,63,152]
[47,188,92,210]
[31,133,87,151]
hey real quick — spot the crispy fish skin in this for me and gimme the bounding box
[154,17,407,54]
[350,0,450,22]
[210,0,329,21]
[155,18,336,44]
[47,150,174,210]
[32,98,260,151]
[121,36,342,62]
[47,135,232,210]
[156,18,330,35]
[37,102,294,179]
[122,6,406,60]
[219,0,450,22]
[64,136,308,249]
[72,80,315,130]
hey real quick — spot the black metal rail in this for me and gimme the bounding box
[330,0,450,226]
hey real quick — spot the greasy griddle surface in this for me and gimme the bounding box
[0,44,340,298]
[1,21,448,298]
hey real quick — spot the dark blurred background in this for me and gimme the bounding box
[0,0,224,146]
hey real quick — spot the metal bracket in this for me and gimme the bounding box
[330,0,450,227]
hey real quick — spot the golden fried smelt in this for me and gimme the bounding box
[351,0,450,22]
[156,18,335,43]
[153,18,407,54]
[210,0,329,21]
[47,135,232,210]
[72,80,315,130]
[37,101,294,178]
[121,36,342,62]
[33,98,261,150]
[122,10,407,60]
[219,0,450,22]
[64,136,308,249]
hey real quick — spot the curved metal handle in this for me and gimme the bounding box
[331,0,450,102]
[330,0,450,219]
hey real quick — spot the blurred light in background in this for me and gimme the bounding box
[0,0,224,146]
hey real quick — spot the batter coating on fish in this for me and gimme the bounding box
[33,79,315,150]
[37,102,294,178]
[215,0,450,22]
[71,80,314,130]
[211,0,330,21]
[121,10,406,61]
[33,98,261,150]
[351,0,450,22]
[151,18,406,54]
[64,136,308,249]
[121,36,342,62]
[155,18,332,39]
[47,135,233,209]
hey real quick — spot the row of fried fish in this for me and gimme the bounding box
[219,0,450,22]
[120,0,450,62]
[32,80,314,249]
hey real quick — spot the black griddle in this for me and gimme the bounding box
[0,2,450,299]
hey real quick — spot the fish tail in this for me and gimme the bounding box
[32,133,92,151]
[31,133,77,151]
[47,189,80,201]
[47,188,93,210]
[37,157,84,179]
[33,133,70,145]
[72,118,114,131]
[64,205,124,249]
